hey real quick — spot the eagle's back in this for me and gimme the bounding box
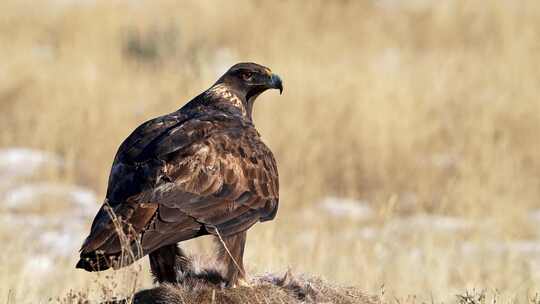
[78,95,279,271]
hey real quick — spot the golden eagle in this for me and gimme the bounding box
[76,62,282,287]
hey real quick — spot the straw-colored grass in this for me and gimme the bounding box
[1,0,540,302]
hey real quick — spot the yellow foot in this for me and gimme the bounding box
[237,278,251,287]
[229,278,251,288]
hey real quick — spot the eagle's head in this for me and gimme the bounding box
[208,62,283,120]
[219,62,283,98]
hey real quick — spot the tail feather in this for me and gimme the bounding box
[76,239,144,272]
[77,200,158,272]
[76,252,114,271]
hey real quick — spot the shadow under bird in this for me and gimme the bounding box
[76,62,283,287]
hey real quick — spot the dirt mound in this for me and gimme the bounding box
[91,250,376,304]
[129,271,377,304]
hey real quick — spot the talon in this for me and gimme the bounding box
[227,278,251,288]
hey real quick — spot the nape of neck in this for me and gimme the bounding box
[205,84,248,117]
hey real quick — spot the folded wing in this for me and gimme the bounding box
[78,113,279,270]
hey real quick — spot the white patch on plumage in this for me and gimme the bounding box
[206,84,246,116]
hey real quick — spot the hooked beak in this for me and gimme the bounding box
[270,73,283,94]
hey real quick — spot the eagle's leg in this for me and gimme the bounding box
[216,231,248,287]
[149,243,190,284]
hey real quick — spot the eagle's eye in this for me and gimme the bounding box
[241,72,253,81]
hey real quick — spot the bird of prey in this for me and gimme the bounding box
[76,62,282,287]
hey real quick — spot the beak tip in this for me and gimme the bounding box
[271,73,283,95]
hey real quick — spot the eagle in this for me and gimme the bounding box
[76,62,282,287]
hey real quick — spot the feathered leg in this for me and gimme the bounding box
[149,243,190,283]
[215,231,248,287]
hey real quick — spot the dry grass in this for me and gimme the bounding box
[1,0,540,303]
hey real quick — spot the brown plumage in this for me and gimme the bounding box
[76,62,282,287]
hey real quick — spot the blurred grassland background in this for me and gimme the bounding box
[1,0,540,302]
